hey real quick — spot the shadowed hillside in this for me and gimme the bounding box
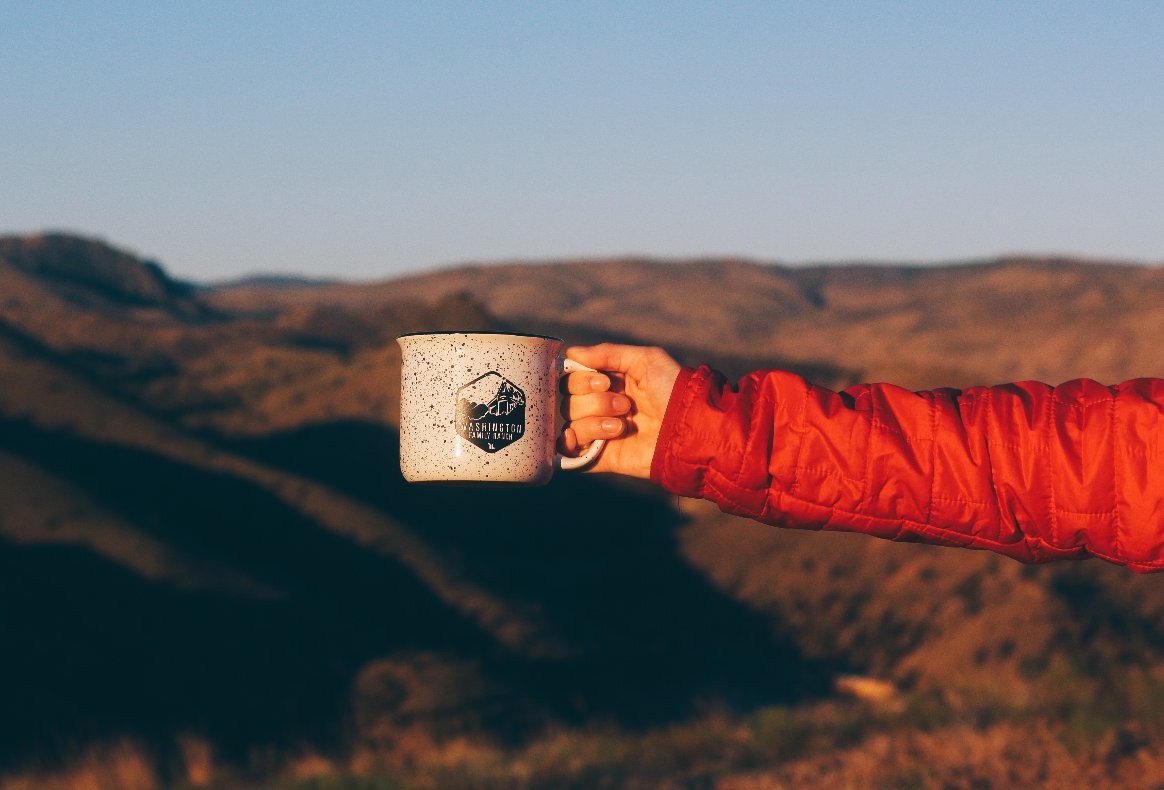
[4,233,1164,788]
[0,233,204,316]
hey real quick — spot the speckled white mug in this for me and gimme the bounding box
[397,332,606,484]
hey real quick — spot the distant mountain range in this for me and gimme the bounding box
[206,272,345,290]
[4,232,1164,786]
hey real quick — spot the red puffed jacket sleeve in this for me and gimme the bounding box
[650,366,1164,572]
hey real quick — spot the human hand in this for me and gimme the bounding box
[559,343,682,479]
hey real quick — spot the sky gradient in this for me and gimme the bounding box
[3,2,1162,281]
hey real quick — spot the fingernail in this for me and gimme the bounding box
[591,375,606,390]
[601,418,621,433]
[612,395,631,412]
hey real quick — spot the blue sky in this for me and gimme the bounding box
[2,2,1162,281]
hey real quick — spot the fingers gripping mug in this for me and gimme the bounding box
[397,332,606,484]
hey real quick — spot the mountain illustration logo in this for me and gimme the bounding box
[455,372,527,453]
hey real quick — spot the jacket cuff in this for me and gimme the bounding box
[650,365,713,496]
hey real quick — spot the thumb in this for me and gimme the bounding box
[566,343,644,375]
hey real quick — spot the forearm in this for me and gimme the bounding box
[651,366,1164,572]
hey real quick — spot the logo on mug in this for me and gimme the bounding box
[455,372,526,453]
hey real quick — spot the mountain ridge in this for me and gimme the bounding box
[4,231,1164,787]
[0,232,207,317]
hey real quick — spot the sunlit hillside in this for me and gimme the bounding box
[4,233,1164,789]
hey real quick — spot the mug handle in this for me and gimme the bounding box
[556,357,608,471]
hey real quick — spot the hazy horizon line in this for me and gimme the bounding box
[3,228,1160,287]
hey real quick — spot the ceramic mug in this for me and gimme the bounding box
[397,331,606,484]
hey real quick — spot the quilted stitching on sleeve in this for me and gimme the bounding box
[650,367,1164,572]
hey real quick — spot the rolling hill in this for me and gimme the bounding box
[3,233,1164,788]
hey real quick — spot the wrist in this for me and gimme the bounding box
[649,366,702,489]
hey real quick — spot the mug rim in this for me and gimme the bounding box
[396,330,563,342]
